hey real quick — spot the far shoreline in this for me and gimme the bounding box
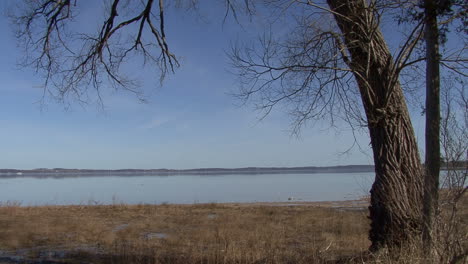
[0,164,375,178]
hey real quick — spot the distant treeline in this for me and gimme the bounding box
[0,165,376,178]
[439,160,468,169]
[1,162,465,179]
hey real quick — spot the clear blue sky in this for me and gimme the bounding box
[0,1,429,170]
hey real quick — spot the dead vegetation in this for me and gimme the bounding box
[0,201,369,263]
[0,197,466,264]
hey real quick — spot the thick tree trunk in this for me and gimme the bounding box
[327,0,424,251]
[423,0,441,256]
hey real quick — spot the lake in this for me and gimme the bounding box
[0,172,375,206]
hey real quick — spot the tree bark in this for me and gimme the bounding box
[326,0,424,251]
[423,0,441,257]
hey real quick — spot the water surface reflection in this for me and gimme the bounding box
[0,172,375,206]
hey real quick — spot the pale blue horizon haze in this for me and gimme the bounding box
[0,1,430,170]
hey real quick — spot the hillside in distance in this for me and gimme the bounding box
[0,165,375,178]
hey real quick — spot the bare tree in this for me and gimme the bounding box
[231,0,468,252]
[10,0,179,104]
[329,0,424,251]
[422,0,442,256]
[231,0,428,251]
[436,81,467,263]
[398,0,468,256]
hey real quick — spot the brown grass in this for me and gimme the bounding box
[0,197,466,264]
[0,201,370,263]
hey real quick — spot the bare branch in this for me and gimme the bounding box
[10,0,180,105]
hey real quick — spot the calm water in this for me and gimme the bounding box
[0,172,375,206]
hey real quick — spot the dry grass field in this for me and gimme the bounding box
[0,196,466,264]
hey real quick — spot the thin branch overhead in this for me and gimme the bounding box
[229,11,366,134]
[11,0,179,104]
